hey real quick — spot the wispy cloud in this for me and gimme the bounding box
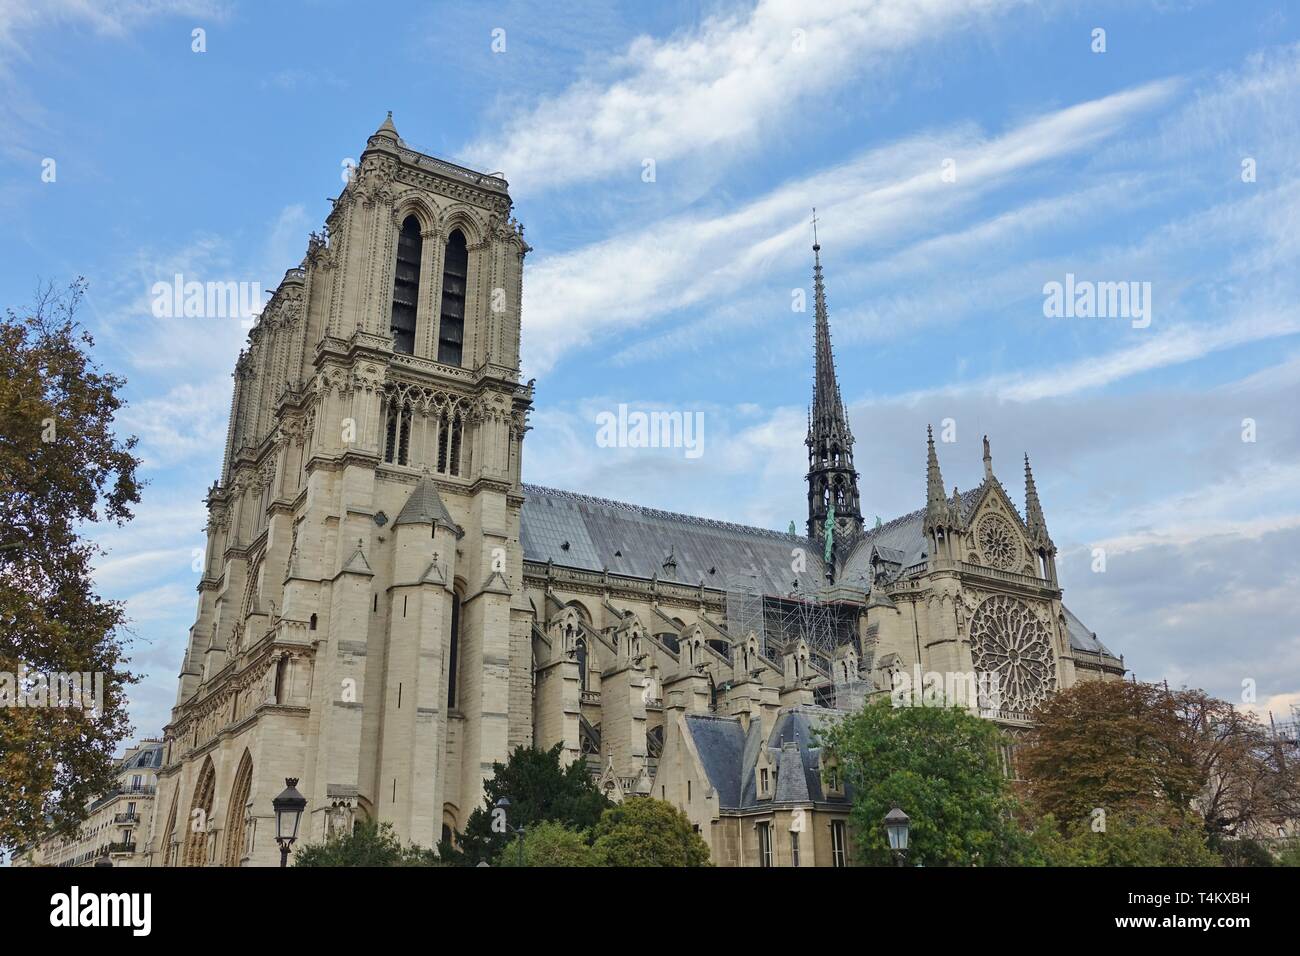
[520,79,1179,375]
[464,0,1034,195]
[0,0,225,48]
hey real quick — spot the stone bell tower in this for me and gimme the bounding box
[296,112,536,842]
[159,113,535,863]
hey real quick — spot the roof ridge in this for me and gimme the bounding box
[523,483,808,543]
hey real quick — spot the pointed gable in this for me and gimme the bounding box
[394,476,455,530]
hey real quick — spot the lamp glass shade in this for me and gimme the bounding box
[884,807,910,851]
[272,778,307,842]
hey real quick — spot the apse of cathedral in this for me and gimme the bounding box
[152,115,1124,868]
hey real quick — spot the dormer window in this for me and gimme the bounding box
[822,752,845,798]
[756,750,775,800]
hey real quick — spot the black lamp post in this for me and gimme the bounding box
[272,777,307,867]
[495,797,526,867]
[883,807,910,867]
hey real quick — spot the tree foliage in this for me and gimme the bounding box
[1020,679,1299,842]
[0,280,143,853]
[1029,812,1220,867]
[818,697,1029,866]
[590,798,711,867]
[294,820,441,867]
[1019,679,1203,826]
[498,820,600,867]
[1174,689,1300,840]
[444,744,611,865]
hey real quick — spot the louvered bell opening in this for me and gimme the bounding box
[437,230,468,366]
[390,216,423,355]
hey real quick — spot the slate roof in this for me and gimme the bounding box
[681,714,747,809]
[520,484,825,594]
[120,741,163,770]
[1063,604,1114,656]
[684,706,850,811]
[520,483,1116,660]
[842,488,984,584]
[394,476,455,528]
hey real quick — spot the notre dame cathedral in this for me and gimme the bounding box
[150,114,1125,868]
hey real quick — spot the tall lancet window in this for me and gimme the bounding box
[390,216,422,355]
[383,400,410,466]
[446,590,461,708]
[438,229,468,367]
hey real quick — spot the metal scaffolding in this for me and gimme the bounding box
[724,572,766,657]
[727,575,858,670]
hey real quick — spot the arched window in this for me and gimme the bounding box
[576,638,588,692]
[448,411,462,477]
[438,230,468,366]
[446,590,461,708]
[383,400,411,466]
[436,412,449,473]
[390,216,422,355]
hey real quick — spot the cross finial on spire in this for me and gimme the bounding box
[811,207,820,250]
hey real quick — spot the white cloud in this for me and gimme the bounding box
[522,80,1179,375]
[0,0,225,50]
[464,0,1034,195]
[995,310,1300,402]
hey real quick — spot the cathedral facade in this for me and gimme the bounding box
[149,116,1124,867]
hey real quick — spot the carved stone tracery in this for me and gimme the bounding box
[969,594,1057,715]
[976,513,1021,571]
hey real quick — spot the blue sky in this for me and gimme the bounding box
[3,0,1299,745]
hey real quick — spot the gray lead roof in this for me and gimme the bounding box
[520,484,1114,659]
[520,484,825,595]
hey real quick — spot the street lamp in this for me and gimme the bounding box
[272,777,307,868]
[883,807,910,867]
[495,797,526,867]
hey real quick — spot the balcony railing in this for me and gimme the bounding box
[113,812,139,824]
[88,784,156,812]
[106,841,137,854]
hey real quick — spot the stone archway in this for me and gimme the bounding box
[222,750,254,866]
[183,757,216,867]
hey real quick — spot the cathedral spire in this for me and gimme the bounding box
[923,425,947,535]
[804,215,863,552]
[810,218,844,431]
[1024,453,1058,584]
[925,425,946,508]
[1024,454,1052,548]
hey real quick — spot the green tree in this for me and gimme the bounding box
[294,820,441,867]
[590,798,711,867]
[1275,839,1300,867]
[820,697,1029,866]
[498,820,599,867]
[1029,812,1219,867]
[445,744,611,865]
[0,280,143,854]
[1213,836,1275,867]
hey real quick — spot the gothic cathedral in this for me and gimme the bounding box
[151,116,1124,868]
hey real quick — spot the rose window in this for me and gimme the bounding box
[969,595,1057,715]
[976,514,1021,570]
